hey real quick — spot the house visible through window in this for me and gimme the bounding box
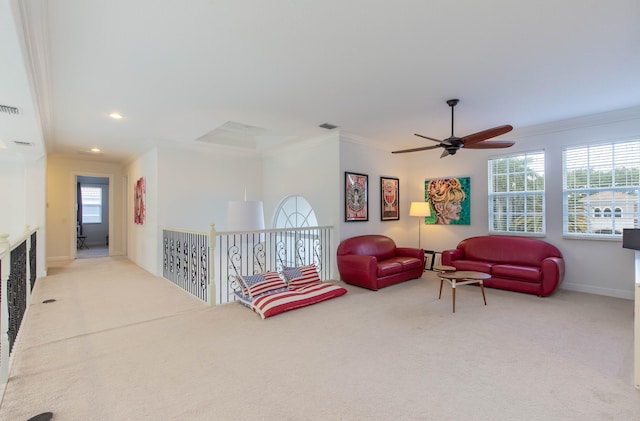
[488,150,545,234]
[81,186,103,224]
[563,139,640,238]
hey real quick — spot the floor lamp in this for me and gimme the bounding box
[409,201,431,249]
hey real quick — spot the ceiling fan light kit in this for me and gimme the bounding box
[392,98,514,158]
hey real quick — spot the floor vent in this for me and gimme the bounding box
[0,104,21,115]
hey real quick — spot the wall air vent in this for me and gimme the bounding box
[0,104,21,115]
[319,123,338,130]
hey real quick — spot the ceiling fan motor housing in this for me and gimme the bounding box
[391,98,514,156]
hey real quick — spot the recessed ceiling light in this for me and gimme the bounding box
[109,112,123,119]
[90,147,101,153]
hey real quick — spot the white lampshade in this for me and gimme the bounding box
[409,201,431,217]
[227,201,265,231]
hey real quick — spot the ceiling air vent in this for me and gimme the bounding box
[14,141,33,146]
[319,123,338,130]
[0,104,21,115]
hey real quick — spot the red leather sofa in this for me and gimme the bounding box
[337,235,424,291]
[441,236,565,296]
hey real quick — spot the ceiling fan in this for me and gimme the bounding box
[392,99,514,158]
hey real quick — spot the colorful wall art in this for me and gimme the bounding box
[134,177,145,225]
[424,177,470,225]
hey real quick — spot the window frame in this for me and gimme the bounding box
[487,149,546,236]
[562,138,640,240]
[81,185,103,224]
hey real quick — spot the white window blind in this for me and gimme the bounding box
[81,186,103,224]
[488,150,545,234]
[563,139,640,238]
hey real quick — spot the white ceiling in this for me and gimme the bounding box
[2,0,640,163]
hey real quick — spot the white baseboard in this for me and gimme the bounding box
[47,256,72,262]
[561,282,634,300]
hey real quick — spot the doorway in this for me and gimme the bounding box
[76,175,110,259]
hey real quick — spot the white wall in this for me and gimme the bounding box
[339,134,416,248]
[403,106,640,299]
[0,157,27,239]
[262,132,340,229]
[0,155,46,276]
[156,145,263,232]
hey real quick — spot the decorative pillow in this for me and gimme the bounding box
[282,264,321,290]
[238,272,287,299]
[233,290,253,309]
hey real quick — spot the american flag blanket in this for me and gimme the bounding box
[237,282,347,319]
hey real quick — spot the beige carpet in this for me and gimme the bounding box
[1,257,639,420]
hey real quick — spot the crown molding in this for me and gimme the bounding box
[14,0,53,152]
[507,105,640,141]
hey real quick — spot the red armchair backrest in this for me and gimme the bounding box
[458,235,562,266]
[337,235,397,261]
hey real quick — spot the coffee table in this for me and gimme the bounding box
[437,270,490,313]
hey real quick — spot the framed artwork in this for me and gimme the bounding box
[380,176,399,220]
[134,177,146,225]
[345,172,368,222]
[424,177,471,225]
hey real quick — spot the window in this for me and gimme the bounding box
[563,139,640,238]
[488,150,545,234]
[81,186,103,223]
[273,195,318,228]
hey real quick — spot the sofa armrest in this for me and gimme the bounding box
[337,254,379,290]
[540,257,565,297]
[441,248,463,265]
[396,247,424,260]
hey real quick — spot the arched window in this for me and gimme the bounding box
[603,207,612,218]
[614,207,622,217]
[593,207,601,218]
[273,195,318,228]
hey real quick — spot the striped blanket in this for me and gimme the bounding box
[237,282,347,319]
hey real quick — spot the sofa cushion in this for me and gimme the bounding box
[388,256,422,271]
[377,260,403,277]
[337,235,397,261]
[459,236,562,266]
[492,264,541,282]
[451,260,493,273]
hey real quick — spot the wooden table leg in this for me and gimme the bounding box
[480,281,487,306]
[439,279,444,299]
[452,281,456,313]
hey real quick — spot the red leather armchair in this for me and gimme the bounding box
[442,236,565,296]
[337,235,424,291]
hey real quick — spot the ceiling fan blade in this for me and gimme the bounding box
[461,125,513,146]
[414,133,451,145]
[465,140,516,149]
[392,144,442,154]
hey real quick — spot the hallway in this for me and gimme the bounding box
[0,257,207,420]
